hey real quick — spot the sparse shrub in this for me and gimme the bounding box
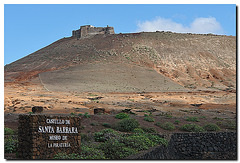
[144,116,155,122]
[99,139,137,159]
[133,128,145,134]
[225,121,236,130]
[125,56,131,60]
[54,145,106,160]
[88,93,98,96]
[115,112,129,119]
[98,132,168,159]
[84,112,91,118]
[155,122,161,127]
[144,113,149,117]
[213,117,224,120]
[90,122,98,126]
[80,144,106,159]
[115,118,139,132]
[5,136,17,153]
[120,135,155,151]
[186,116,199,122]
[174,120,180,125]
[79,128,169,159]
[54,153,80,159]
[160,122,175,131]
[140,126,157,133]
[180,124,205,132]
[165,114,173,118]
[146,134,168,147]
[199,116,206,119]
[216,120,236,130]
[128,98,134,102]
[94,129,120,142]
[4,127,15,135]
[80,126,85,130]
[203,123,220,131]
[81,133,93,143]
[102,123,111,128]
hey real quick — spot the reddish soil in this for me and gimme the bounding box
[4,78,236,134]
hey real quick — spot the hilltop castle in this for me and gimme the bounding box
[72,25,115,39]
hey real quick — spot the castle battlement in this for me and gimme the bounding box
[72,25,115,38]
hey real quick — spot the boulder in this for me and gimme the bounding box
[32,106,43,114]
[94,108,105,114]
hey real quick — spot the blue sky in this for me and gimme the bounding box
[4,4,236,65]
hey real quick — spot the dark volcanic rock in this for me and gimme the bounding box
[32,106,43,114]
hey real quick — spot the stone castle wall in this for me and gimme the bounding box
[72,25,115,38]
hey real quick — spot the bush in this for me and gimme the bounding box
[155,122,161,127]
[54,145,106,159]
[217,120,236,130]
[146,134,168,147]
[160,122,175,131]
[186,117,199,122]
[94,129,119,142]
[120,135,155,151]
[84,112,91,118]
[180,124,205,132]
[102,123,111,128]
[140,126,157,133]
[165,114,173,118]
[225,121,236,130]
[92,128,169,159]
[4,127,15,135]
[133,128,145,134]
[54,153,81,159]
[144,116,155,122]
[203,123,220,131]
[90,122,98,126]
[99,139,137,159]
[174,120,180,125]
[115,118,139,132]
[80,144,106,159]
[213,117,224,120]
[115,113,129,119]
[81,133,94,143]
[98,132,168,159]
[4,136,18,153]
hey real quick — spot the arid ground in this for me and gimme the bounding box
[4,74,236,134]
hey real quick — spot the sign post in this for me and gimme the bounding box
[18,115,81,159]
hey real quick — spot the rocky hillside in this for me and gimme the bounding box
[5,32,236,91]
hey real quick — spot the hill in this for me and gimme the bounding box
[5,31,236,92]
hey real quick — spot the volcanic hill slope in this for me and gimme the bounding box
[5,32,236,92]
[4,31,236,137]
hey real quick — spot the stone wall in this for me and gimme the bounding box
[127,132,237,160]
[18,115,81,159]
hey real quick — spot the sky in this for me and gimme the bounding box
[4,4,236,65]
